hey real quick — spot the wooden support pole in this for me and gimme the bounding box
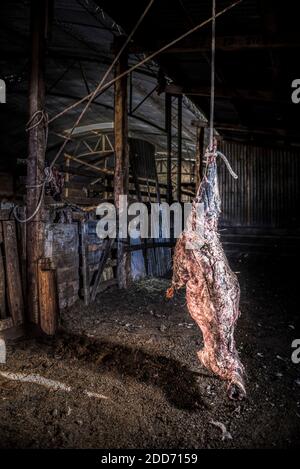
[195,127,205,190]
[38,258,58,336]
[177,95,182,202]
[165,92,173,203]
[26,0,49,324]
[2,221,24,326]
[129,145,149,275]
[80,220,90,306]
[90,238,114,302]
[114,37,130,289]
[0,224,6,319]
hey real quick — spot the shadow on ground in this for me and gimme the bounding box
[38,331,209,412]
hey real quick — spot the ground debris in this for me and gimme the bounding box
[210,420,233,440]
[85,391,109,400]
[177,322,194,329]
[0,371,71,392]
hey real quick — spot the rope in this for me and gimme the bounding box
[26,110,47,131]
[196,146,238,201]
[217,151,238,179]
[13,110,51,224]
[199,1,238,185]
[209,0,216,151]
[13,167,54,223]
[13,179,45,224]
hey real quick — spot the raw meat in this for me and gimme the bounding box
[167,143,246,400]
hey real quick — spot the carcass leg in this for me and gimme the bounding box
[186,284,246,400]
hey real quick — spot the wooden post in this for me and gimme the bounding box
[90,238,114,302]
[2,221,24,326]
[177,95,182,202]
[80,220,90,306]
[195,126,205,191]
[165,92,173,203]
[114,37,130,289]
[26,0,49,323]
[0,224,6,320]
[38,258,58,335]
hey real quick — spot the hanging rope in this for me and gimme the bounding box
[26,110,47,132]
[13,110,52,224]
[13,0,156,224]
[217,151,238,179]
[201,0,238,183]
[13,168,54,224]
[209,0,216,151]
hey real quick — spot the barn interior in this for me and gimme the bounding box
[0,0,299,449]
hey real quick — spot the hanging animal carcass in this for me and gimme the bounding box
[167,143,246,400]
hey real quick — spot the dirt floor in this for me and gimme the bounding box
[0,254,300,449]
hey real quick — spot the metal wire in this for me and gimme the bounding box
[49,0,156,168]
[48,0,243,126]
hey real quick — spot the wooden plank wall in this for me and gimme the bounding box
[218,141,300,229]
[81,220,115,300]
[0,214,24,329]
[44,221,116,310]
[129,138,172,279]
[44,223,80,309]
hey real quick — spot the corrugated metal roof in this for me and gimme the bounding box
[0,0,201,172]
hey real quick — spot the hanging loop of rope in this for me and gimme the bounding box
[13,167,54,224]
[216,151,238,179]
[197,145,238,200]
[13,110,51,224]
[25,110,48,132]
[203,147,238,179]
[13,1,156,224]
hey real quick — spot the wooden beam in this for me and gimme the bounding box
[114,36,130,289]
[195,127,204,191]
[166,84,278,102]
[65,154,114,176]
[26,0,49,324]
[2,221,24,326]
[80,221,90,306]
[129,143,150,275]
[64,154,166,188]
[131,34,300,53]
[191,119,300,140]
[38,258,58,335]
[90,238,114,302]
[177,95,182,202]
[165,92,173,203]
[0,224,6,319]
